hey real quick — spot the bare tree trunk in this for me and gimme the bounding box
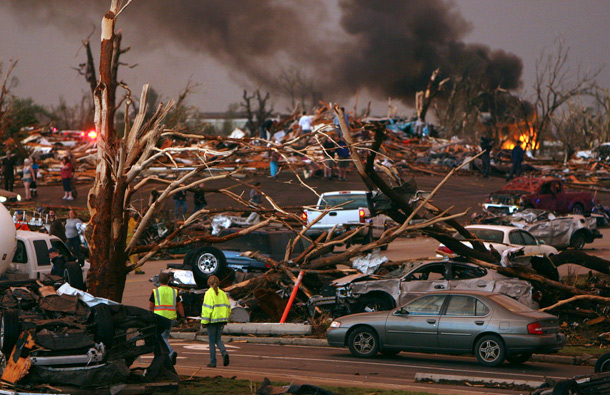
[87,2,126,301]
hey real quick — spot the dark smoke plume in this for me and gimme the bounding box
[2,0,522,105]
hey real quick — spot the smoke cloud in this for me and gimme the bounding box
[2,0,522,105]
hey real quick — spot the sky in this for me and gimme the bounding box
[0,1,608,117]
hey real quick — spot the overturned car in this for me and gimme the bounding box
[0,282,175,389]
[310,260,540,317]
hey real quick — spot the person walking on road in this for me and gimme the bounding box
[201,275,231,368]
[149,272,184,365]
[173,189,187,219]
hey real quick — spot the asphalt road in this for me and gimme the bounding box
[131,341,595,394]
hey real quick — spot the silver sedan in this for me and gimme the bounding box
[327,290,565,367]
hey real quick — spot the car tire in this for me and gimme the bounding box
[189,247,227,287]
[64,261,86,290]
[594,351,610,373]
[571,204,585,215]
[552,379,579,395]
[506,353,532,365]
[1,310,21,355]
[347,327,379,358]
[474,335,506,367]
[357,294,394,313]
[93,304,114,348]
[569,231,586,250]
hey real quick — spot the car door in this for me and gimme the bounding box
[385,294,447,351]
[448,263,493,292]
[536,182,557,211]
[437,295,491,351]
[400,263,449,305]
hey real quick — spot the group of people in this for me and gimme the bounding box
[150,273,230,368]
[46,209,84,258]
[479,135,525,180]
[173,182,207,220]
[0,150,77,201]
[1,153,39,200]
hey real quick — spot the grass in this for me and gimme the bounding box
[155,376,449,395]
[559,345,609,357]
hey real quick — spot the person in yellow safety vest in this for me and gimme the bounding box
[201,275,231,368]
[149,272,184,365]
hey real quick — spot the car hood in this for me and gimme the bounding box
[334,310,391,325]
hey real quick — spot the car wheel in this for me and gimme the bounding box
[594,351,610,373]
[569,232,586,250]
[93,304,114,348]
[189,247,227,287]
[474,335,506,367]
[357,295,393,313]
[1,310,21,355]
[347,327,379,358]
[381,349,400,356]
[571,204,585,215]
[552,379,579,394]
[64,261,86,290]
[506,353,532,365]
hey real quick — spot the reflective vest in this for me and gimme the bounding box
[201,287,231,325]
[153,285,178,320]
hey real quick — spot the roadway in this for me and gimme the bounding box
[132,340,595,394]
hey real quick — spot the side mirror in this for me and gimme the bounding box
[395,307,409,315]
[539,240,545,245]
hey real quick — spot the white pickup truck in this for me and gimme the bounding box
[0,203,89,288]
[302,191,388,248]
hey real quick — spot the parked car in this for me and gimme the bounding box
[481,209,602,250]
[326,290,565,367]
[437,224,558,259]
[303,191,389,248]
[484,177,595,215]
[310,260,540,317]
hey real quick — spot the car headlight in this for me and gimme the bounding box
[0,196,5,203]
[330,321,341,328]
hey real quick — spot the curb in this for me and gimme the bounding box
[171,331,598,366]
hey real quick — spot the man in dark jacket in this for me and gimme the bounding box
[480,135,493,178]
[508,143,524,181]
[49,248,67,277]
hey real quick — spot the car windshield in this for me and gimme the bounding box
[488,294,534,312]
[456,228,504,243]
[319,194,368,210]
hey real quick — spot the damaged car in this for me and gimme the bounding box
[484,177,595,215]
[481,209,602,250]
[310,259,540,317]
[0,282,174,388]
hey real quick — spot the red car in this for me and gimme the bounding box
[484,177,595,215]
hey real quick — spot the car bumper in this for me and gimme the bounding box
[326,327,350,348]
[503,332,566,355]
[483,204,520,215]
